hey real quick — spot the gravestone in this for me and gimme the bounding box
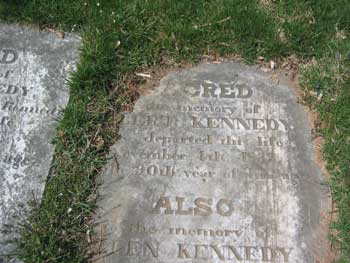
[94,62,330,263]
[0,24,80,261]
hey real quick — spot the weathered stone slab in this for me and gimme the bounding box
[94,62,330,263]
[0,24,80,261]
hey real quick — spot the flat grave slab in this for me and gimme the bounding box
[0,23,80,262]
[94,62,330,263]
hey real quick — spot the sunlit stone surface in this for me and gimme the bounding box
[0,23,80,262]
[94,62,329,263]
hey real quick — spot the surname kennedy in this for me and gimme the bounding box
[124,113,289,132]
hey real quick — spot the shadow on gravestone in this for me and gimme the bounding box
[0,23,80,262]
[92,62,333,263]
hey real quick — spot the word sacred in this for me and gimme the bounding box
[184,81,253,99]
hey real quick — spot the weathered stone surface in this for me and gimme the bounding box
[94,62,330,263]
[0,24,80,261]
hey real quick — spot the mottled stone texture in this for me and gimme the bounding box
[0,24,80,262]
[94,62,330,263]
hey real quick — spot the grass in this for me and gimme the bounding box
[0,0,350,262]
[301,39,350,262]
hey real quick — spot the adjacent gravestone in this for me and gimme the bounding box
[0,24,80,261]
[94,62,330,263]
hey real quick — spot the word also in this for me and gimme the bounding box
[152,196,234,216]
[185,81,253,99]
[178,243,292,262]
[0,49,18,64]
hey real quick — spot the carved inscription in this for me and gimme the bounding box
[1,154,30,169]
[185,81,253,99]
[0,49,44,164]
[0,49,18,64]
[177,243,292,261]
[104,239,293,262]
[0,24,80,261]
[152,196,234,216]
[95,62,326,263]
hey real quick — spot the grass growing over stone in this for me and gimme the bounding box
[0,0,350,262]
[301,40,350,262]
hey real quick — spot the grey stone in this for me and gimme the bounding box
[0,23,80,261]
[94,62,330,263]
